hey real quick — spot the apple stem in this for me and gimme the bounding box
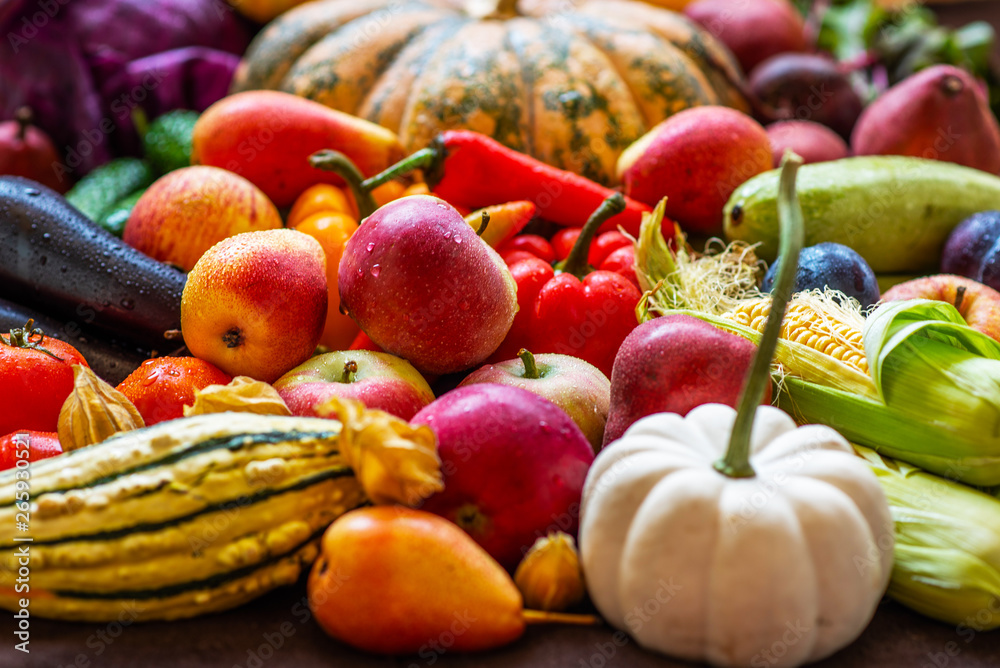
[477,211,490,237]
[340,360,358,384]
[556,194,626,280]
[15,107,31,142]
[309,150,379,220]
[521,610,603,626]
[361,138,445,191]
[715,152,804,480]
[2,319,63,361]
[954,286,966,312]
[518,348,540,379]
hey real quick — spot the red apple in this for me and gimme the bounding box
[459,350,610,452]
[273,350,435,421]
[412,384,594,570]
[881,275,1000,343]
[604,314,769,446]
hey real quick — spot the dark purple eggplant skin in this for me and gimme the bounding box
[0,175,185,350]
[0,297,149,386]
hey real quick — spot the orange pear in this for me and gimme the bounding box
[307,506,525,654]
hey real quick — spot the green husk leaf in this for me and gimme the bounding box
[855,445,1000,630]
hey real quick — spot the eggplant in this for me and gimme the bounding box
[0,297,150,386]
[0,175,185,350]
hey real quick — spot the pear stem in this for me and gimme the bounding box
[309,150,379,220]
[518,348,540,379]
[557,194,625,279]
[714,152,804,479]
[522,610,603,626]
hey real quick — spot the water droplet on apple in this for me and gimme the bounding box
[443,230,452,239]
[539,420,550,432]
[370,264,381,277]
[366,242,375,252]
[357,267,364,277]
[120,298,135,310]
[454,237,462,244]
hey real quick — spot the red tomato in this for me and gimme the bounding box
[0,321,89,434]
[600,245,640,289]
[497,234,555,264]
[0,430,62,470]
[117,357,233,426]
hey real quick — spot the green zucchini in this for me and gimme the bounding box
[723,157,1000,274]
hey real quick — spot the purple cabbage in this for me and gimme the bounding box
[99,47,242,156]
[0,0,250,179]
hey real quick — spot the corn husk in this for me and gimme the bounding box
[856,445,1000,630]
[780,299,1000,486]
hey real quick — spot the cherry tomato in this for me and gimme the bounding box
[117,357,232,426]
[0,320,89,434]
[0,430,62,470]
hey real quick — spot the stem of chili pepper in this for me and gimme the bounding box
[517,348,540,379]
[555,194,626,279]
[309,150,379,220]
[361,136,446,191]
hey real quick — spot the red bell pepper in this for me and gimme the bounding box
[361,130,652,235]
[493,195,642,376]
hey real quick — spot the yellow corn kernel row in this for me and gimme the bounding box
[724,298,869,375]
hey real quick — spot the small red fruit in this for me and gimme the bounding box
[0,320,89,434]
[0,107,66,193]
[0,430,62,470]
[117,357,233,425]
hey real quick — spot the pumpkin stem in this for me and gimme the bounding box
[361,139,445,192]
[555,193,625,280]
[309,150,379,220]
[715,152,804,479]
[518,348,540,379]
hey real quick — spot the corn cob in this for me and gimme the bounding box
[722,294,869,375]
[855,445,1000,630]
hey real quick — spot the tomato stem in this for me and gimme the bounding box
[2,319,64,361]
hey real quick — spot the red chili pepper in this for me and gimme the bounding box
[361,131,653,235]
[492,194,641,376]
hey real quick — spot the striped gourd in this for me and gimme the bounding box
[0,413,404,622]
[231,0,748,185]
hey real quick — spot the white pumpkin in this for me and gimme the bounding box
[579,403,894,668]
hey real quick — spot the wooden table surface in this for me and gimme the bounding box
[6,2,1000,667]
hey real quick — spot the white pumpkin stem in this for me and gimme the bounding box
[715,152,804,479]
